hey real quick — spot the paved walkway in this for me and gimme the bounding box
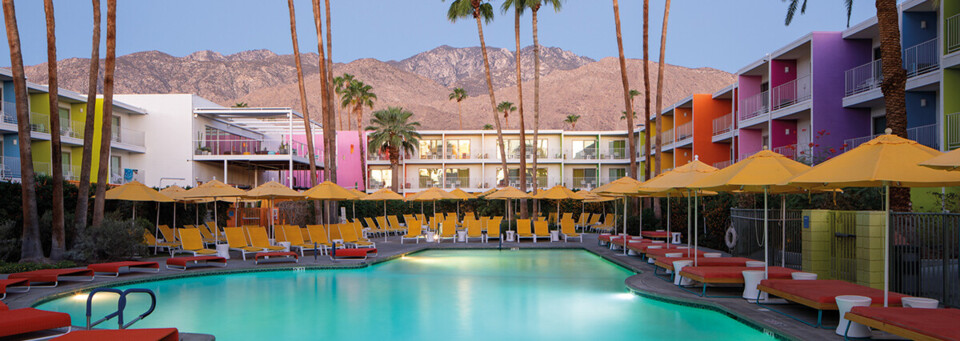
[4,233,869,340]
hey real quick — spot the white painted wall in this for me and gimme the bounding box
[114,94,196,188]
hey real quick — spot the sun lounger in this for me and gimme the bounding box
[548,212,557,224]
[389,216,406,234]
[273,225,288,242]
[306,225,337,252]
[248,227,285,252]
[0,300,71,338]
[143,229,179,255]
[282,225,323,256]
[329,247,377,261]
[486,217,502,242]
[9,268,94,287]
[203,221,221,239]
[516,219,534,242]
[254,251,299,265]
[593,214,615,233]
[645,247,705,261]
[654,256,756,273]
[560,219,581,242]
[375,217,391,236]
[340,223,376,248]
[225,227,264,261]
[844,306,960,341]
[363,217,382,237]
[575,213,591,230]
[165,256,226,270]
[401,219,423,244]
[757,279,908,328]
[561,212,573,222]
[53,328,179,341]
[466,219,483,243]
[679,266,799,297]
[187,224,217,245]
[403,214,416,226]
[0,278,29,299]
[350,221,376,244]
[533,221,550,242]
[156,224,177,243]
[641,230,676,240]
[87,261,160,277]
[437,218,457,243]
[178,228,219,257]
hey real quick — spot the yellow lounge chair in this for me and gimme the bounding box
[401,219,422,244]
[516,219,534,242]
[187,224,217,245]
[561,218,582,243]
[388,215,406,234]
[437,218,457,243]
[593,214,615,233]
[363,217,382,237]
[375,216,391,236]
[224,227,263,261]
[329,223,343,241]
[282,225,323,256]
[143,229,179,255]
[248,227,286,252]
[351,221,375,244]
[576,213,591,230]
[178,228,218,256]
[465,219,483,243]
[486,217,502,241]
[157,224,178,243]
[403,214,416,226]
[561,212,573,222]
[533,221,550,242]
[203,221,221,240]
[300,226,311,243]
[585,214,603,232]
[306,225,336,253]
[273,225,288,243]
[339,223,375,248]
[548,212,557,224]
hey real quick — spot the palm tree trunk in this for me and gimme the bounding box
[457,100,463,130]
[389,147,400,193]
[513,6,528,217]
[288,0,315,189]
[311,0,334,185]
[3,0,43,262]
[324,0,337,132]
[654,0,670,177]
[355,104,367,189]
[92,0,116,228]
[473,8,507,187]
[75,0,100,238]
[874,0,910,211]
[642,0,652,181]
[531,6,542,216]
[44,0,65,260]
[613,0,636,180]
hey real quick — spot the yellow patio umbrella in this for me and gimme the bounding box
[449,188,477,220]
[689,150,814,280]
[158,185,189,244]
[639,159,719,258]
[182,180,247,244]
[105,181,174,253]
[486,186,532,234]
[347,189,369,223]
[919,147,960,171]
[304,181,360,241]
[789,132,960,306]
[245,181,302,238]
[595,176,647,239]
[533,185,584,226]
[478,187,498,198]
[406,188,458,227]
[363,188,404,240]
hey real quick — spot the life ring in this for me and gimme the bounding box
[725,227,738,249]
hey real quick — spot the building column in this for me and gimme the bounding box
[223,160,228,184]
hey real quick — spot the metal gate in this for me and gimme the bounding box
[891,213,960,307]
[830,211,858,282]
[729,208,802,269]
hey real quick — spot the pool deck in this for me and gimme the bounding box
[3,233,867,340]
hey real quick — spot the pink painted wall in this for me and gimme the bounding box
[738,129,762,159]
[770,120,797,149]
[279,131,367,190]
[770,59,797,88]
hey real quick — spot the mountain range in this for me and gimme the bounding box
[21,45,735,131]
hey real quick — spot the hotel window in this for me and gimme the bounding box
[419,139,441,159]
[496,168,547,187]
[504,139,548,159]
[572,140,597,159]
[111,116,121,142]
[444,168,470,187]
[572,168,598,189]
[446,139,471,159]
[608,168,626,181]
[110,155,121,182]
[369,169,392,189]
[608,140,626,159]
[418,168,441,188]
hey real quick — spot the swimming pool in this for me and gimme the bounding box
[38,250,775,340]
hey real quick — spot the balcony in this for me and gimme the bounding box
[772,144,799,160]
[603,147,627,160]
[948,13,960,54]
[844,60,883,97]
[675,122,693,142]
[571,148,598,160]
[1,101,16,126]
[111,169,145,185]
[903,38,939,78]
[29,112,50,133]
[418,178,441,188]
[194,138,310,157]
[739,91,769,123]
[60,118,84,140]
[443,176,470,188]
[948,112,960,150]
[571,176,598,190]
[418,152,443,160]
[712,159,733,169]
[112,128,145,148]
[712,113,733,136]
[62,165,81,181]
[368,180,389,190]
[1,156,20,180]
[771,75,811,111]
[33,162,51,177]
[844,123,940,151]
[661,128,674,146]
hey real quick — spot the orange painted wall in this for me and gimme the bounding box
[674,147,693,166]
[691,94,732,166]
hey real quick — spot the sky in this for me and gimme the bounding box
[0,0,880,73]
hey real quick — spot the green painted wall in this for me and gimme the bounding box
[945,0,960,54]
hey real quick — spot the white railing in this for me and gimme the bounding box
[844,123,940,151]
[771,75,811,111]
[904,38,939,78]
[712,160,733,169]
[29,112,50,133]
[605,147,627,159]
[195,139,294,156]
[712,113,733,136]
[571,148,598,160]
[1,101,16,125]
[33,162,51,177]
[948,112,960,150]
[571,176,598,190]
[111,169,145,185]
[772,144,798,160]
[948,13,960,54]
[59,118,84,139]
[739,91,769,122]
[62,165,81,181]
[675,122,693,141]
[844,134,877,151]
[113,128,145,147]
[844,59,882,97]
[1,156,20,180]
[661,128,674,145]
[443,176,471,188]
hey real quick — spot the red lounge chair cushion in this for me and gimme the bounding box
[166,256,226,267]
[848,307,960,341]
[0,278,29,294]
[333,248,377,258]
[0,305,71,337]
[759,279,908,305]
[646,247,705,258]
[53,328,179,341]
[88,261,159,273]
[641,231,675,239]
[255,252,299,260]
[681,266,798,280]
[655,256,755,269]
[8,268,95,284]
[626,242,682,252]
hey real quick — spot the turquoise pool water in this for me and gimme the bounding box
[38,250,775,340]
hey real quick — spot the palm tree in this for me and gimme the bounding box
[92,0,117,228]
[75,0,100,236]
[310,0,335,185]
[233,102,248,108]
[324,0,335,132]
[497,101,516,128]
[340,79,377,189]
[784,0,909,210]
[653,0,671,176]
[564,114,580,129]
[502,0,529,209]
[43,0,65,259]
[612,0,637,179]
[333,73,355,130]
[287,0,318,189]
[366,107,421,193]
[3,0,42,262]
[642,0,652,181]
[483,124,494,130]
[527,0,561,216]
[448,87,468,129]
[620,111,636,121]
[447,0,508,186]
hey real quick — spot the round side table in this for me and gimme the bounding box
[835,295,872,337]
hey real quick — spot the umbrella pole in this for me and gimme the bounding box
[694,191,699,266]
[384,201,388,242]
[764,187,769,280]
[665,193,669,244]
[781,195,786,268]
[622,196,628,255]
[884,183,890,307]
[214,199,219,245]
[155,203,160,246]
[686,193,691,257]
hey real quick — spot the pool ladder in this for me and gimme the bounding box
[85,288,157,330]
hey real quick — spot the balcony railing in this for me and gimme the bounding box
[948,112,960,150]
[739,90,769,122]
[194,138,316,157]
[844,123,940,151]
[1,101,16,125]
[675,122,693,141]
[948,13,960,54]
[712,113,733,136]
[571,148,598,160]
[1,156,20,179]
[113,128,145,147]
[771,75,811,111]
[443,176,470,188]
[903,38,939,78]
[772,144,799,160]
[111,169,145,185]
[418,178,441,188]
[604,147,626,160]
[62,165,81,181]
[661,128,674,146]
[33,162,51,177]
[60,118,84,139]
[844,59,883,97]
[418,152,443,160]
[29,112,50,133]
[571,176,598,190]
[712,160,733,169]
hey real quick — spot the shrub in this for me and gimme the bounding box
[66,215,147,262]
[0,260,77,274]
[0,220,19,262]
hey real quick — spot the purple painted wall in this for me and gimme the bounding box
[810,32,872,156]
[738,75,762,106]
[738,128,762,158]
[770,59,797,88]
[770,120,797,148]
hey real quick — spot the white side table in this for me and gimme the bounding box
[745,261,766,267]
[506,230,516,242]
[704,252,722,258]
[792,272,818,280]
[741,270,767,301]
[550,230,559,242]
[425,231,436,243]
[278,241,291,252]
[673,260,694,286]
[836,295,872,337]
[646,245,662,264]
[670,232,682,244]
[457,230,467,242]
[598,234,611,246]
[902,297,939,308]
[216,244,230,259]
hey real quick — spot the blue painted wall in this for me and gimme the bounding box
[906,91,938,127]
[902,11,938,48]
[1,81,13,107]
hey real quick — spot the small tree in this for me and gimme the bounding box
[564,114,581,129]
[366,107,421,193]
